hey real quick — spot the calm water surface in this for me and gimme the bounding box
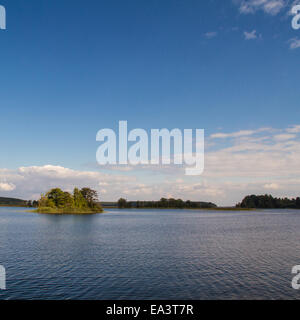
[0,207,300,300]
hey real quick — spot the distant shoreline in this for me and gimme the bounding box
[31,207,103,215]
[103,206,255,211]
[0,204,29,207]
[2,205,300,211]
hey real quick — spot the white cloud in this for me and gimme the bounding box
[244,30,258,40]
[0,165,137,201]
[0,182,16,191]
[236,0,286,15]
[264,183,280,190]
[263,0,286,14]
[204,128,300,181]
[274,133,297,140]
[0,125,300,206]
[286,125,300,133]
[211,130,256,139]
[204,31,218,39]
[210,128,271,139]
[288,38,300,49]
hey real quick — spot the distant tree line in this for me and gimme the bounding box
[117,198,217,209]
[237,194,300,209]
[0,197,28,207]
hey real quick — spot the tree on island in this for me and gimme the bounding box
[80,188,99,207]
[36,187,102,214]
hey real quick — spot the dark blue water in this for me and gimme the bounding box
[0,207,300,300]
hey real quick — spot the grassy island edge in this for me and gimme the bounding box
[31,206,103,215]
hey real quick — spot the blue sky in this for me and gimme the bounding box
[0,0,300,204]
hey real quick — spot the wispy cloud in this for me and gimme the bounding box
[235,0,286,15]
[244,30,258,40]
[210,128,270,139]
[287,125,300,133]
[211,130,256,139]
[274,133,296,140]
[1,125,300,206]
[204,31,218,39]
[288,37,300,49]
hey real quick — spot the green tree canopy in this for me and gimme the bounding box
[37,187,102,213]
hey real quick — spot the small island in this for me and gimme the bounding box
[33,187,103,214]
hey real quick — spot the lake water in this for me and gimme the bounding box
[0,207,300,300]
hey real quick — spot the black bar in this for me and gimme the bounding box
[0,300,298,318]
